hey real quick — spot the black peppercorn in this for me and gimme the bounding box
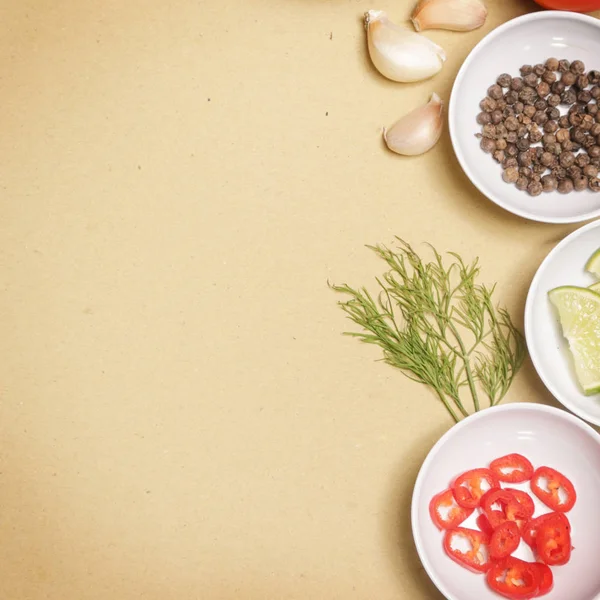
[560,151,576,167]
[588,70,600,85]
[529,127,543,144]
[516,176,529,191]
[561,89,577,105]
[497,73,512,87]
[504,116,519,131]
[520,65,533,76]
[493,149,506,163]
[518,151,532,166]
[513,101,525,115]
[578,90,592,104]
[536,82,550,97]
[558,59,570,73]
[533,110,548,126]
[545,58,559,71]
[576,74,590,89]
[574,176,589,191]
[562,139,574,151]
[496,138,508,150]
[519,87,537,104]
[495,124,508,138]
[544,120,558,133]
[480,97,497,112]
[582,114,595,131]
[502,166,519,183]
[507,131,518,143]
[496,98,508,111]
[511,77,525,91]
[569,103,586,116]
[571,127,586,144]
[555,129,570,144]
[480,138,496,153]
[523,105,536,118]
[592,157,600,167]
[547,93,561,107]
[596,113,600,123]
[542,133,557,146]
[558,178,574,193]
[552,166,567,180]
[534,64,546,76]
[552,81,565,95]
[482,124,496,138]
[567,165,582,179]
[476,112,491,125]
[584,164,599,177]
[570,112,584,126]
[517,124,528,138]
[592,86,600,100]
[534,99,548,111]
[540,151,555,167]
[488,84,504,100]
[584,135,596,149]
[547,107,560,120]
[504,90,519,105]
[528,180,543,196]
[591,123,600,137]
[533,163,546,175]
[590,177,600,191]
[542,70,557,85]
[542,174,558,192]
[524,73,538,87]
[506,143,518,157]
[517,138,530,151]
[587,104,599,117]
[503,157,518,169]
[562,71,576,86]
[571,60,586,74]
[491,109,504,124]
[577,153,591,168]
[590,146,600,158]
[558,116,570,129]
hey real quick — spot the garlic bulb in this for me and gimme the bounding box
[365,10,446,83]
[411,0,487,32]
[383,93,443,156]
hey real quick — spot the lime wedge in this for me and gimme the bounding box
[585,248,600,277]
[548,286,600,396]
[590,282,600,293]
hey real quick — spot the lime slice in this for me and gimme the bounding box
[590,282,600,293]
[585,248,600,277]
[548,286,600,395]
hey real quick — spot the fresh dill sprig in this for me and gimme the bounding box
[331,239,526,423]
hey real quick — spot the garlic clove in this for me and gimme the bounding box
[411,0,487,32]
[383,93,444,156]
[365,10,446,83]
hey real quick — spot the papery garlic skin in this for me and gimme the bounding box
[411,0,487,32]
[383,93,444,156]
[365,10,446,82]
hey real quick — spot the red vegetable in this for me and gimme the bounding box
[531,563,553,597]
[429,488,473,530]
[481,488,528,529]
[535,516,572,566]
[443,527,492,573]
[504,488,535,520]
[487,556,540,599]
[522,512,571,549]
[530,466,576,512]
[452,468,500,509]
[476,513,495,537]
[490,520,520,559]
[533,0,600,11]
[490,454,534,483]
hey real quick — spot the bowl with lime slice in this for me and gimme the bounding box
[525,220,600,425]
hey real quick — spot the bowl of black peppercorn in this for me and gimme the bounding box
[449,11,600,223]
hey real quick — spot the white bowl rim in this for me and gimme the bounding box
[524,218,600,425]
[448,11,600,225]
[410,402,600,600]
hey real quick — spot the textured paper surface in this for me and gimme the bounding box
[1,1,598,598]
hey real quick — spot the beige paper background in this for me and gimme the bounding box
[1,0,599,598]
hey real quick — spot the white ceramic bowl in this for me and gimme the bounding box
[525,219,600,425]
[411,403,600,600]
[449,12,600,224]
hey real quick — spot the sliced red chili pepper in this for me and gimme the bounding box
[490,520,521,560]
[476,513,495,537]
[531,563,553,596]
[429,488,473,530]
[530,466,576,512]
[536,516,572,566]
[443,527,492,573]
[522,512,571,549]
[490,453,534,483]
[451,468,499,509]
[486,556,540,599]
[481,488,528,529]
[504,488,535,520]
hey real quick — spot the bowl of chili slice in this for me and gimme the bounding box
[411,403,600,600]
